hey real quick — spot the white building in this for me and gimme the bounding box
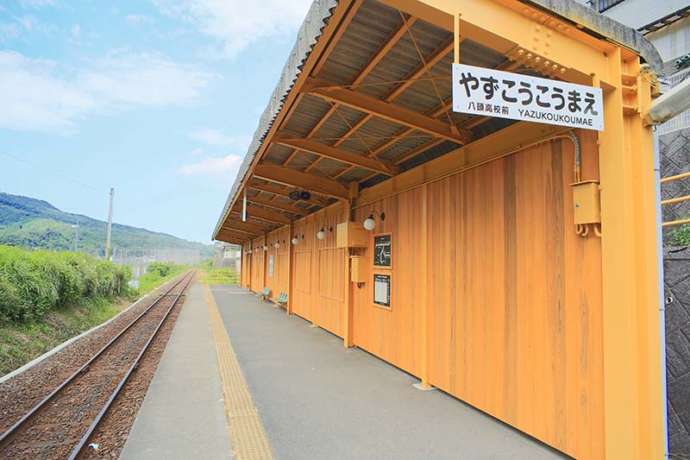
[586,0,690,133]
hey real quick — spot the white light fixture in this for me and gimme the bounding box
[316,228,325,240]
[274,242,280,249]
[363,214,376,231]
[263,245,268,251]
[291,237,299,245]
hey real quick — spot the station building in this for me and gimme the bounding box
[213,1,667,458]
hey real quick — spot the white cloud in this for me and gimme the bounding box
[152,0,312,57]
[178,154,243,177]
[0,50,214,133]
[189,128,250,149]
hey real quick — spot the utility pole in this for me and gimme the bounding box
[105,187,114,261]
[72,221,79,252]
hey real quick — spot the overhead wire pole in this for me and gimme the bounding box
[105,187,114,261]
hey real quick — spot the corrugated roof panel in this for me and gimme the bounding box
[310,157,343,176]
[338,116,404,155]
[263,143,293,165]
[311,106,363,146]
[318,0,403,85]
[283,94,332,137]
[287,151,318,169]
[379,133,435,162]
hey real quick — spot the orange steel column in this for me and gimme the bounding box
[597,49,664,459]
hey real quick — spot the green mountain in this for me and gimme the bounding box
[0,192,212,256]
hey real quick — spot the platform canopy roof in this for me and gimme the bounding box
[213,0,660,244]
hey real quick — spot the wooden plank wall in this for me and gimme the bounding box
[241,247,251,288]
[265,227,290,300]
[352,135,603,459]
[250,235,266,292]
[290,202,347,337]
[352,187,426,377]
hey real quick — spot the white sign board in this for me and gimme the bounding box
[452,64,603,131]
[268,254,274,277]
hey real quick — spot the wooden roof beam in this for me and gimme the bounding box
[232,203,291,225]
[247,181,328,206]
[222,219,270,235]
[275,137,398,175]
[306,78,471,145]
[253,164,349,200]
[216,229,252,243]
[246,195,307,215]
[285,12,414,169]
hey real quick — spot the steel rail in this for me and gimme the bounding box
[68,272,195,459]
[0,271,194,446]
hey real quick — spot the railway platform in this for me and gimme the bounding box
[123,281,565,459]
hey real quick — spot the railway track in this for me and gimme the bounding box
[0,271,195,459]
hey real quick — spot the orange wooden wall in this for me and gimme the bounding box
[250,235,266,292]
[290,202,347,337]
[236,135,603,459]
[352,136,603,459]
[265,227,290,301]
[352,187,426,377]
[241,249,251,288]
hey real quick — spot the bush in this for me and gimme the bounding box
[669,217,690,247]
[147,262,174,278]
[0,245,131,323]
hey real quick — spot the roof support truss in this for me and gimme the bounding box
[253,164,349,200]
[275,137,398,175]
[305,79,471,145]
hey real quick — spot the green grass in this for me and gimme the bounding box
[135,262,187,295]
[0,296,125,376]
[0,244,133,375]
[199,266,239,285]
[0,244,130,323]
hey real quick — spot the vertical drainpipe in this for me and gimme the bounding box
[653,129,669,458]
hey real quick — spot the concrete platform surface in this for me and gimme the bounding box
[121,283,232,460]
[212,285,566,460]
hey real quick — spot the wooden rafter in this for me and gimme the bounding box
[222,220,268,235]
[311,0,365,76]
[284,14,415,169]
[216,229,252,242]
[275,137,398,175]
[306,79,470,144]
[248,181,327,206]
[343,61,522,179]
[246,195,306,215]
[237,203,292,225]
[253,164,349,199]
[329,39,456,178]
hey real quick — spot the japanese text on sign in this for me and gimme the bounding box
[452,64,603,131]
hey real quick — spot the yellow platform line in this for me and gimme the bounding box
[204,285,273,460]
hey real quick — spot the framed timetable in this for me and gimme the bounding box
[373,234,392,268]
[373,274,391,308]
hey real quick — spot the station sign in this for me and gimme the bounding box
[452,64,604,131]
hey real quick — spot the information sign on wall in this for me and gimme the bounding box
[373,234,391,267]
[268,254,274,278]
[452,64,603,131]
[373,274,391,307]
